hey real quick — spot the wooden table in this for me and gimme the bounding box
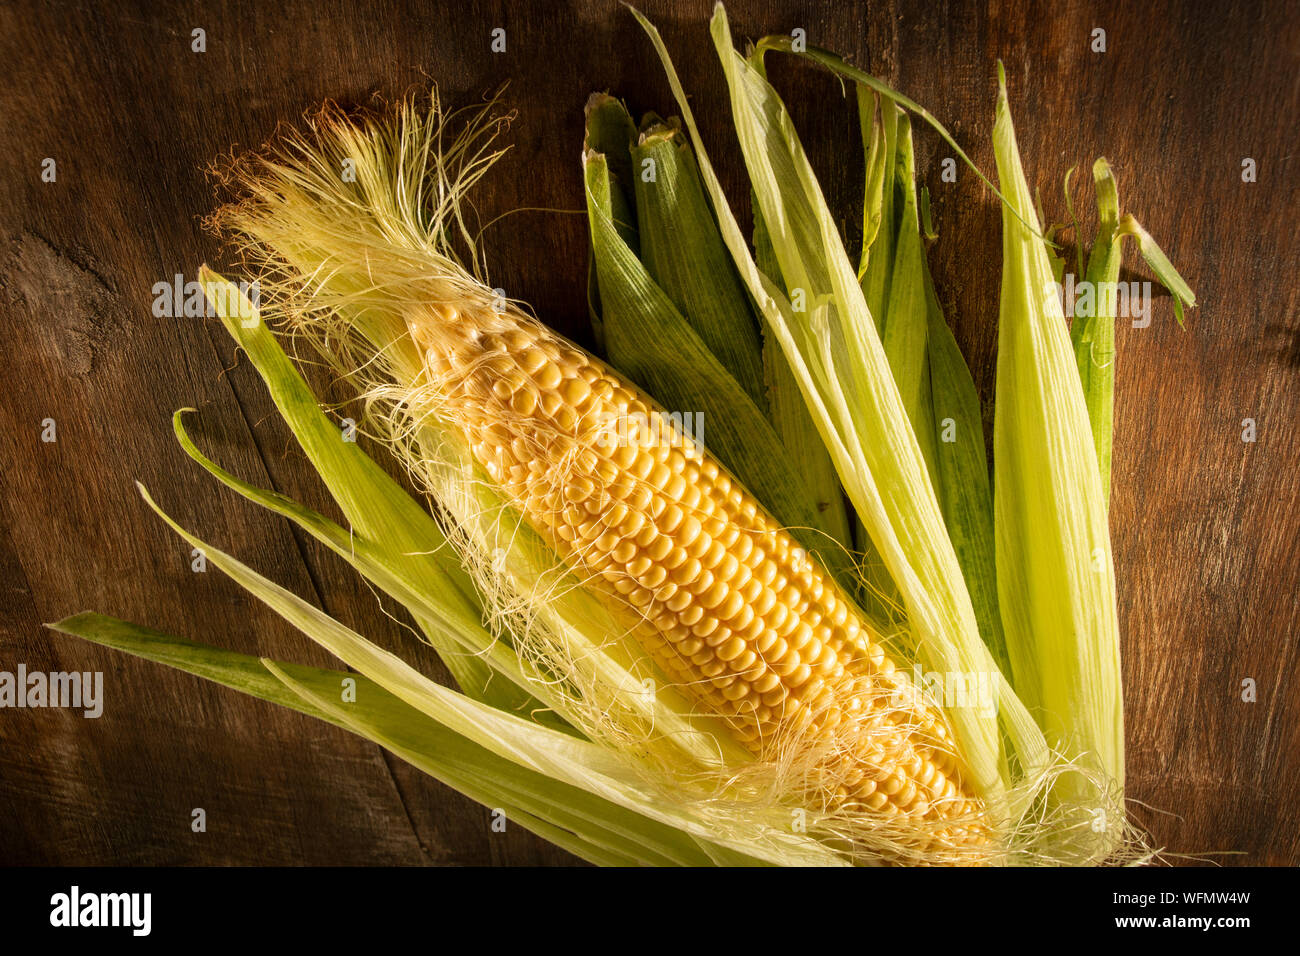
[1,0,1295,866]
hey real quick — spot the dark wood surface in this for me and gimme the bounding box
[1,0,1295,866]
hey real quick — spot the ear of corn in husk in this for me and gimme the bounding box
[196,88,1002,861]
[50,2,1194,865]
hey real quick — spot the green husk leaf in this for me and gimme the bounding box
[127,487,846,866]
[47,612,720,866]
[859,94,899,335]
[260,661,706,867]
[169,407,570,730]
[1072,158,1122,498]
[583,94,639,222]
[199,268,529,713]
[991,66,1123,815]
[881,113,939,488]
[1069,159,1197,499]
[1083,160,1121,282]
[753,192,858,589]
[923,272,1009,676]
[858,88,892,263]
[757,332,857,589]
[630,121,768,411]
[1118,214,1197,326]
[583,94,641,350]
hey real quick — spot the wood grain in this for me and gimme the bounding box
[0,0,1295,865]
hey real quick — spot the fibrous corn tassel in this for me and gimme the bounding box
[407,298,985,849]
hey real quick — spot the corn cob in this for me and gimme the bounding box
[214,91,989,857]
[410,302,986,849]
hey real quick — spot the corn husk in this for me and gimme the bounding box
[857,93,1006,673]
[629,117,768,410]
[51,613,712,866]
[990,65,1127,855]
[1071,158,1197,497]
[753,205,859,605]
